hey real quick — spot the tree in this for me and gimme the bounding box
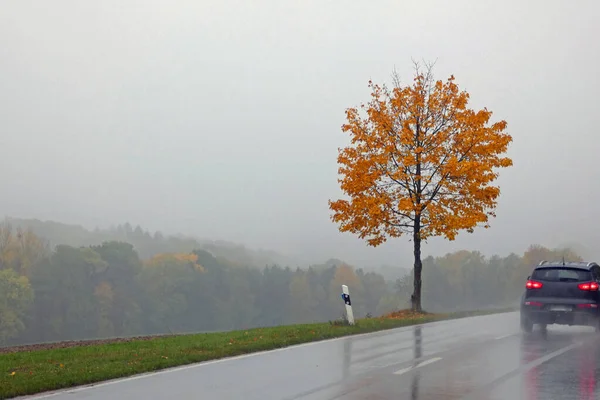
[521,244,582,268]
[357,269,389,316]
[91,242,143,335]
[138,253,205,333]
[0,221,48,277]
[0,269,34,344]
[28,246,106,341]
[329,62,513,311]
[287,270,318,323]
[256,265,293,326]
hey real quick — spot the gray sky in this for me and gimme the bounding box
[1,0,599,267]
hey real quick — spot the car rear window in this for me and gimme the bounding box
[532,267,592,282]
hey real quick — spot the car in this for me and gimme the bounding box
[520,260,600,333]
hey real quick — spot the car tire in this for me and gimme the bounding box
[521,314,533,333]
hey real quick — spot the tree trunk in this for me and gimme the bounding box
[412,117,423,313]
[412,215,422,312]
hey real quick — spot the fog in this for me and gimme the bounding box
[1,0,599,268]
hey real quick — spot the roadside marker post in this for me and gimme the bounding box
[341,284,355,325]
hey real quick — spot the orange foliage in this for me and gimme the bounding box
[328,263,363,303]
[329,65,513,245]
[144,253,204,272]
[332,264,361,288]
[381,309,430,319]
[522,245,583,268]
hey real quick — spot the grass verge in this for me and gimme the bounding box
[0,307,514,399]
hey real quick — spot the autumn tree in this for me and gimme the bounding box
[329,63,513,311]
[139,253,206,333]
[0,221,48,277]
[0,269,34,344]
[521,244,583,268]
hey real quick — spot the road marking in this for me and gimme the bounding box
[393,366,414,376]
[494,334,514,340]
[461,341,582,400]
[393,357,443,376]
[417,357,443,367]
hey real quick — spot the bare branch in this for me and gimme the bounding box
[422,141,478,207]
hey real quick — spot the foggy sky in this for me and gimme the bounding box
[1,0,599,268]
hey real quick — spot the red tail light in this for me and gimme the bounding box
[577,303,599,308]
[526,280,543,289]
[578,282,599,291]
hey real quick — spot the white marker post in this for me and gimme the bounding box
[341,284,355,325]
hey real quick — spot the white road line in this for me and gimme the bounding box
[416,357,443,368]
[494,334,514,340]
[393,366,414,376]
[393,357,443,376]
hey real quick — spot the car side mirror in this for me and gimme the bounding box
[527,275,531,280]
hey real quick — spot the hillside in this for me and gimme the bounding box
[4,217,299,268]
[3,217,410,281]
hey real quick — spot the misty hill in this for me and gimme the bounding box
[3,217,411,281]
[315,258,410,281]
[4,217,299,269]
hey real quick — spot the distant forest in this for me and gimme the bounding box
[0,217,584,346]
[3,217,300,269]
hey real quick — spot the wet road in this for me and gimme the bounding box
[23,312,600,400]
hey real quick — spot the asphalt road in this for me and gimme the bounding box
[22,312,600,400]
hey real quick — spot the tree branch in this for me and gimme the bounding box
[422,141,477,208]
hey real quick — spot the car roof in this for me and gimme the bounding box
[535,260,599,270]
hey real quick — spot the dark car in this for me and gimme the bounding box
[520,260,600,333]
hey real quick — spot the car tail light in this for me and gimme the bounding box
[577,303,599,308]
[525,301,543,307]
[526,280,543,289]
[578,282,599,291]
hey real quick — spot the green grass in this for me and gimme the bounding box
[0,308,514,399]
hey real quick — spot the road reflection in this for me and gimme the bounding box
[342,338,352,380]
[579,340,596,400]
[411,325,422,400]
[522,332,540,400]
[521,328,599,399]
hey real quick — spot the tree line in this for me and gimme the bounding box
[3,217,297,268]
[0,220,583,346]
